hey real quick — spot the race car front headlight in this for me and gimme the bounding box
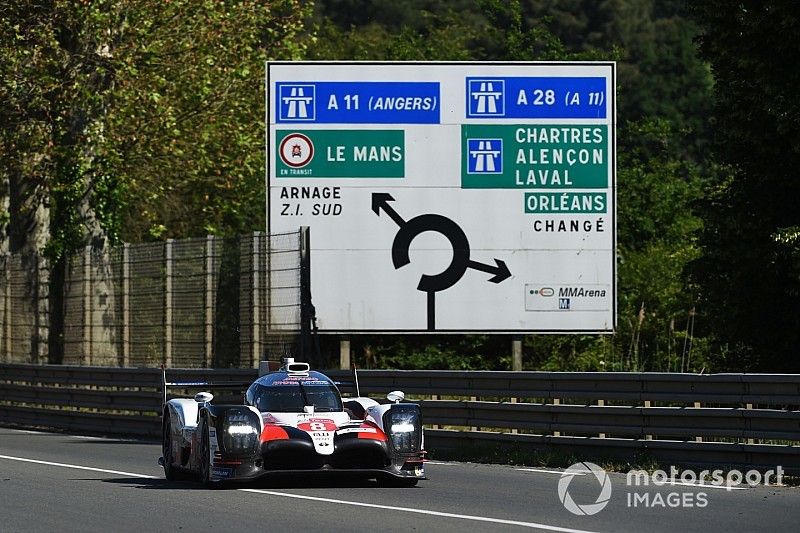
[227,425,257,435]
[222,409,260,454]
[390,422,415,433]
[383,405,421,454]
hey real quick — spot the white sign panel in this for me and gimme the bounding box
[267,62,616,333]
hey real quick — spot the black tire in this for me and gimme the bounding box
[162,413,178,481]
[198,418,214,488]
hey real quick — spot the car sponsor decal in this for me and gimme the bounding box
[309,431,335,455]
[296,418,337,455]
[336,427,377,435]
[297,419,338,432]
[211,466,234,478]
[209,427,219,456]
[270,376,329,386]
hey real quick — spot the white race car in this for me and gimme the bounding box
[159,359,426,487]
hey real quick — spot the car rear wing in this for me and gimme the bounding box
[160,365,252,406]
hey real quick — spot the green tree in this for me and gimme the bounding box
[1,0,311,252]
[0,0,312,362]
[522,0,713,158]
[689,1,800,371]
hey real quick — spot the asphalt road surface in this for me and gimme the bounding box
[1,427,798,532]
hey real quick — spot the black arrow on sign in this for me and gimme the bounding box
[371,193,404,227]
[467,259,512,284]
[371,192,512,330]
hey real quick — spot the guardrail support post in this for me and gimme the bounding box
[746,403,754,444]
[553,398,561,436]
[644,400,653,440]
[510,397,518,434]
[470,396,479,431]
[431,394,440,430]
[339,336,350,370]
[693,401,702,442]
[164,239,173,367]
[597,399,606,438]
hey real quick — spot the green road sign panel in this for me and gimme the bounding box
[524,192,607,214]
[462,124,608,189]
[276,129,404,178]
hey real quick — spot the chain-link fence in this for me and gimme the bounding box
[0,231,303,367]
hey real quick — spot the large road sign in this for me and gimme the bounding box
[267,62,616,333]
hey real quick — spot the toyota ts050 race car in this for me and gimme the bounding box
[159,359,425,487]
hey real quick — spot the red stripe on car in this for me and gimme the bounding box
[260,424,289,442]
[358,422,387,441]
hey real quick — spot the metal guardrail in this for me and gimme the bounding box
[1,364,799,472]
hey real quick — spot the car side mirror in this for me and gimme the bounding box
[194,392,213,404]
[386,390,405,403]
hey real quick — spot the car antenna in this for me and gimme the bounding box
[352,361,361,398]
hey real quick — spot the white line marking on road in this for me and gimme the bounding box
[425,461,458,465]
[653,479,748,491]
[0,454,602,533]
[0,454,159,479]
[3,427,148,444]
[241,488,601,532]
[516,468,750,491]
[517,468,586,475]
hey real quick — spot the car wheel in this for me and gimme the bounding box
[198,418,214,488]
[162,414,178,481]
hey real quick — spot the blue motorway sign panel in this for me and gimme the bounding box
[466,76,607,119]
[276,81,440,124]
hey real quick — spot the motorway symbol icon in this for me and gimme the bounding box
[467,79,505,117]
[279,84,315,121]
[372,192,511,330]
[467,139,503,174]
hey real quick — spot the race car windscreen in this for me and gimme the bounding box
[251,383,343,413]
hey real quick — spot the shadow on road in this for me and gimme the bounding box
[101,473,383,491]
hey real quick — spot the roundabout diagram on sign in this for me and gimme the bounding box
[371,192,511,330]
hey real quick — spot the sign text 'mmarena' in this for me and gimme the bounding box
[559,287,607,298]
